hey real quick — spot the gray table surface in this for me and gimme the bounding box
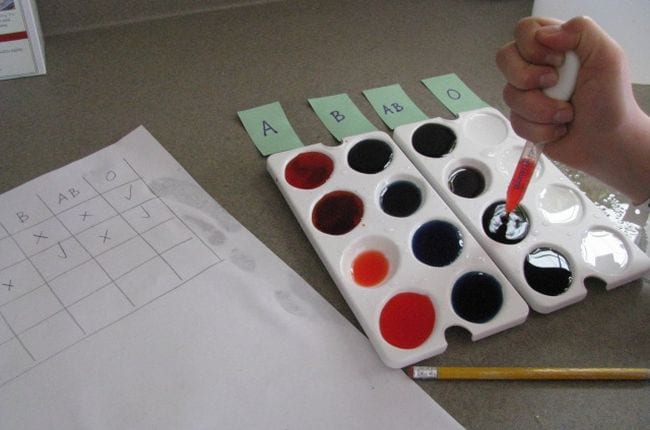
[1,1,649,428]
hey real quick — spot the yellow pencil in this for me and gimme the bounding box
[407,366,650,381]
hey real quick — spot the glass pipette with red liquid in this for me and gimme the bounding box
[505,51,580,214]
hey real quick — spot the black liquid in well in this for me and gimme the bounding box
[482,201,529,244]
[451,272,503,323]
[412,220,463,267]
[412,123,457,158]
[347,139,393,174]
[448,166,485,198]
[524,247,573,296]
[380,180,422,217]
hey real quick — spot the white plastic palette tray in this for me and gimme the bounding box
[267,131,528,368]
[393,107,650,314]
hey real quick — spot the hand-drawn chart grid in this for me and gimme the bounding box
[0,158,223,386]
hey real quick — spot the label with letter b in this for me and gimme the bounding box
[308,93,376,141]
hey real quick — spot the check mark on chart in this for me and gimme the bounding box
[124,184,133,200]
[57,241,67,259]
[140,206,151,219]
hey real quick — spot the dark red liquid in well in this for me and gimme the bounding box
[312,191,363,235]
[379,292,435,349]
[284,151,334,189]
[352,250,389,287]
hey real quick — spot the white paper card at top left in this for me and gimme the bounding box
[0,0,46,80]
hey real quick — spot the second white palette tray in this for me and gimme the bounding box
[393,107,650,313]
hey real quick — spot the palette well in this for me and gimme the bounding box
[392,107,650,314]
[267,131,529,368]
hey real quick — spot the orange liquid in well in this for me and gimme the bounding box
[352,250,389,287]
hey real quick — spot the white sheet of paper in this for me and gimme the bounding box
[0,126,462,429]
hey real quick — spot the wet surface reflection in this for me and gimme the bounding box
[482,201,529,244]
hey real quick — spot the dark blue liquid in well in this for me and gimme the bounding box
[411,123,457,158]
[412,220,463,267]
[347,139,393,174]
[380,181,422,217]
[448,166,485,198]
[524,247,573,296]
[451,272,503,323]
[482,201,529,244]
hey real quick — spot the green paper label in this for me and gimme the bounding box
[308,94,377,141]
[363,84,427,129]
[422,73,489,116]
[238,102,303,156]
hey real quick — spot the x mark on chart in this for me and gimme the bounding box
[2,279,13,291]
[32,231,48,243]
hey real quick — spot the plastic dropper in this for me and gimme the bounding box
[505,51,580,214]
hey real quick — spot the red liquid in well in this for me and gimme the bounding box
[379,292,435,349]
[312,191,363,235]
[284,152,334,189]
[506,157,535,213]
[352,250,389,287]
